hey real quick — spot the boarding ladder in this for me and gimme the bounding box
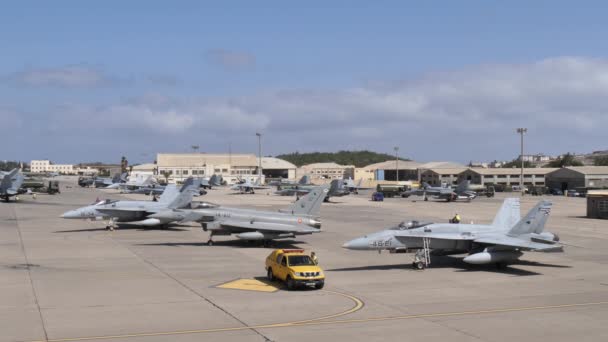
[422,237,431,266]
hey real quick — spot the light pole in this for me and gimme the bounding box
[394,146,399,183]
[516,128,527,196]
[256,132,262,182]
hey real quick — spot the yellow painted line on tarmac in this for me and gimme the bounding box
[27,300,608,342]
[216,278,280,292]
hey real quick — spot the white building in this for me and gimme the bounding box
[30,160,75,174]
[156,153,261,184]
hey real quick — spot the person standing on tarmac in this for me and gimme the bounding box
[451,213,461,224]
[311,251,318,265]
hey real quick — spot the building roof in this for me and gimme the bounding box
[422,167,468,175]
[468,167,558,175]
[362,160,421,170]
[157,153,257,167]
[418,161,466,169]
[562,166,608,175]
[262,157,296,170]
[301,162,354,169]
[132,163,156,171]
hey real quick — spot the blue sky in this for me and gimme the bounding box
[2,1,607,164]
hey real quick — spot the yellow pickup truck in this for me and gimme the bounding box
[265,249,325,290]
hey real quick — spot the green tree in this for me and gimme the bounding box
[594,156,608,166]
[545,153,584,167]
[276,150,409,167]
[500,159,534,168]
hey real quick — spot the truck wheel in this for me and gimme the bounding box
[286,276,295,291]
[315,282,324,289]
[267,268,274,281]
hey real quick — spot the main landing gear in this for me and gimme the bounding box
[105,218,116,231]
[412,237,431,270]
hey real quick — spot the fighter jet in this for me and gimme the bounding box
[94,172,128,188]
[275,179,350,202]
[268,175,312,187]
[201,175,222,189]
[0,169,25,202]
[343,198,563,269]
[343,178,372,194]
[149,186,329,246]
[402,180,477,202]
[61,177,201,229]
[230,177,269,194]
[106,174,157,191]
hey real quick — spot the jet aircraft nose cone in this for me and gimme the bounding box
[342,237,367,250]
[60,210,77,219]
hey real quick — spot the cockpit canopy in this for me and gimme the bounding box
[390,220,433,230]
[92,199,119,206]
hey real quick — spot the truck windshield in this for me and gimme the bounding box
[288,255,315,266]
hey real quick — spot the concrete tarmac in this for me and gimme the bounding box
[1,178,607,342]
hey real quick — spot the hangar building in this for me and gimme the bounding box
[459,168,557,187]
[545,166,608,191]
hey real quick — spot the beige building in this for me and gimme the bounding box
[30,160,75,174]
[298,162,355,181]
[460,168,558,187]
[130,163,157,179]
[356,160,421,182]
[546,166,608,190]
[420,167,469,186]
[156,153,296,184]
[156,153,259,183]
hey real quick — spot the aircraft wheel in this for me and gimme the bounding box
[207,239,214,246]
[286,276,296,291]
[262,240,271,248]
[414,261,425,270]
[267,268,274,281]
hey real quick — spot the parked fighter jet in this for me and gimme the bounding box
[343,198,562,269]
[0,169,25,202]
[268,175,312,187]
[61,178,201,229]
[230,177,269,194]
[343,178,372,194]
[402,180,477,202]
[95,173,128,188]
[149,186,329,246]
[275,179,350,202]
[107,175,157,191]
[201,175,222,189]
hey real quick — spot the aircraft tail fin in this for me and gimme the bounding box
[283,186,328,216]
[298,175,310,185]
[329,179,342,195]
[1,169,18,190]
[158,184,179,204]
[508,200,552,236]
[491,198,521,230]
[209,174,220,186]
[455,180,470,193]
[167,177,201,209]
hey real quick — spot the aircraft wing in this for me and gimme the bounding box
[473,236,563,251]
[220,220,317,234]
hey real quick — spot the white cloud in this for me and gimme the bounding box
[10,56,608,161]
[7,65,114,88]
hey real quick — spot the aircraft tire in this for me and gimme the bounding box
[414,261,425,270]
[207,239,214,246]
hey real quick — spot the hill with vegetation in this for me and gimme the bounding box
[275,150,408,168]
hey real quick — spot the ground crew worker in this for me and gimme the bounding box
[451,213,461,224]
[33,193,37,200]
[311,251,318,265]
